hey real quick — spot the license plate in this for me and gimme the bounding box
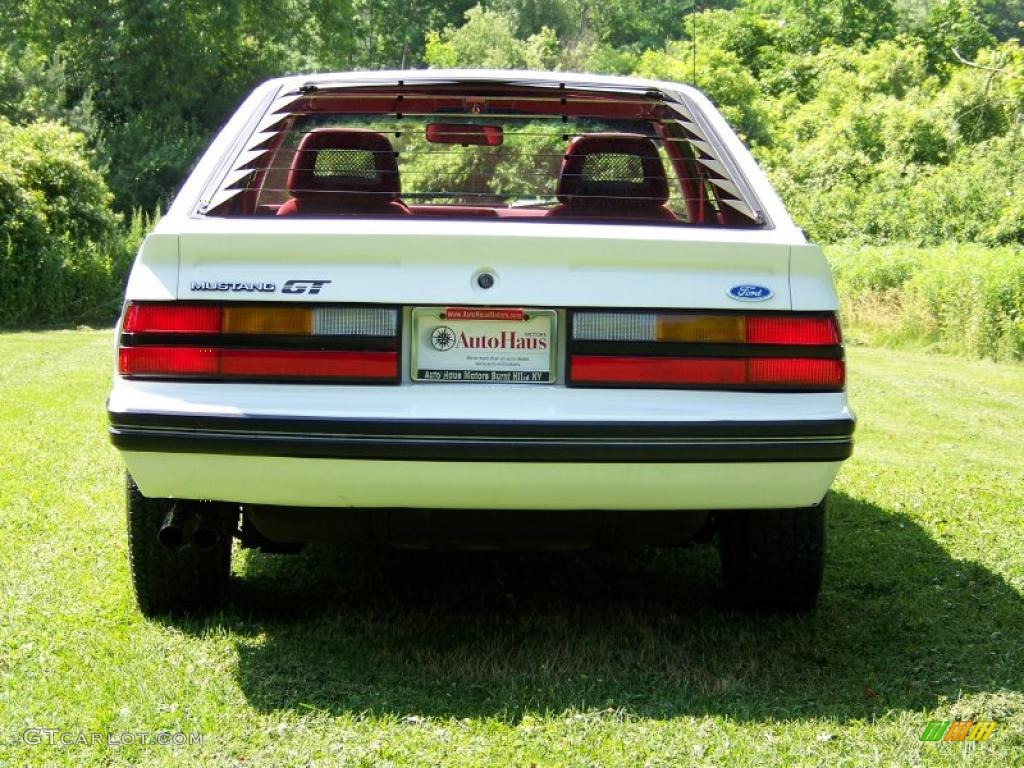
[411,307,557,383]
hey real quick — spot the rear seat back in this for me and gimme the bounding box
[548,133,676,221]
[277,128,409,216]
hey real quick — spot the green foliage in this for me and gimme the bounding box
[4,0,1022,247]
[352,0,477,67]
[829,243,1024,360]
[0,118,145,327]
[635,42,772,144]
[489,0,579,39]
[6,0,368,210]
[0,50,99,139]
[405,0,1020,248]
[425,5,561,69]
[713,0,901,58]
[583,0,695,52]
[761,36,1024,245]
[919,0,997,71]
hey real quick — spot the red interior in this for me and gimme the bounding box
[276,130,682,223]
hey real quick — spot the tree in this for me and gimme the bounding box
[7,0,359,210]
[0,118,124,324]
[425,5,560,69]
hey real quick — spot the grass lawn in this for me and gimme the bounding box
[1,329,1022,767]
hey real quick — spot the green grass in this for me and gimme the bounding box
[1,329,1022,767]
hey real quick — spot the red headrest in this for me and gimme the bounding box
[556,133,669,208]
[286,128,401,204]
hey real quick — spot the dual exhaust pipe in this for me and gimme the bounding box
[158,504,224,551]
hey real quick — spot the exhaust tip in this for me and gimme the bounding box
[192,526,219,551]
[157,505,187,550]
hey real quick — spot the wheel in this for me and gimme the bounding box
[718,495,828,612]
[126,474,235,616]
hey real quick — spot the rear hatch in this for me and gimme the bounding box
[177,220,792,310]
[131,221,841,392]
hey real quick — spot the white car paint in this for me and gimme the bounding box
[111,70,852,513]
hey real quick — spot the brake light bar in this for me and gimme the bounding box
[573,356,745,385]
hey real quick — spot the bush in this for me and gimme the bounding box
[828,243,1024,360]
[756,37,1023,246]
[0,118,143,326]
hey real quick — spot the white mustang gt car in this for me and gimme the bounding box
[107,70,854,614]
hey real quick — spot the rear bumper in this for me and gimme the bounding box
[108,412,854,463]
[117,451,844,510]
[107,379,853,509]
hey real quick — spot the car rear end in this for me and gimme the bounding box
[108,71,853,614]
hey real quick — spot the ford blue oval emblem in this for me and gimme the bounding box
[728,284,774,302]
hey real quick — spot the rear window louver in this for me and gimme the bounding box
[664,102,758,222]
[197,81,763,225]
[200,91,306,213]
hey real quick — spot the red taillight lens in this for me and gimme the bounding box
[118,347,397,380]
[218,350,397,379]
[123,304,222,334]
[119,346,219,375]
[570,355,844,389]
[570,356,747,385]
[746,316,840,345]
[747,358,844,388]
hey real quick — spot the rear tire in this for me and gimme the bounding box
[126,474,235,616]
[718,495,827,612]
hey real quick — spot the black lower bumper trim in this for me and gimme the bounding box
[108,412,854,463]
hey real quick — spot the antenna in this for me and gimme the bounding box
[692,2,701,87]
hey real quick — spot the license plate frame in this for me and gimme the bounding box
[411,307,558,384]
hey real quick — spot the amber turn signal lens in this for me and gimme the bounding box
[655,314,746,343]
[222,307,312,335]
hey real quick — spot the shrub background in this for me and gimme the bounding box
[0,119,148,326]
[828,243,1024,361]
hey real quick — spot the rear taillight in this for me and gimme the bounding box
[569,310,844,390]
[122,304,222,334]
[745,316,840,345]
[118,302,400,382]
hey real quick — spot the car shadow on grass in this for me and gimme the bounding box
[173,491,1024,722]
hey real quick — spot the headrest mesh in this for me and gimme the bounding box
[313,149,379,180]
[286,128,400,202]
[556,133,670,207]
[581,153,645,184]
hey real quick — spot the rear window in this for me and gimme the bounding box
[201,83,762,228]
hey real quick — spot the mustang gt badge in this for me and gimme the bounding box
[728,284,774,302]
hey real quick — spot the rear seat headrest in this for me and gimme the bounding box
[286,128,401,204]
[556,133,669,208]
